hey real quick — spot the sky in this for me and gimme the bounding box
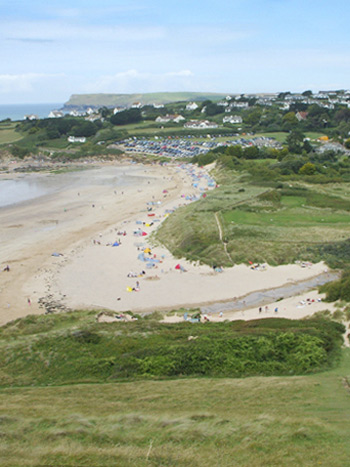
[1,0,350,104]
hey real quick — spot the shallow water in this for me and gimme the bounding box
[0,165,149,208]
[201,271,339,314]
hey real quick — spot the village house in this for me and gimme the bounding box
[131,102,142,109]
[48,110,64,118]
[113,107,124,114]
[85,113,103,122]
[153,103,164,109]
[296,111,308,122]
[231,102,249,109]
[24,114,39,120]
[223,115,242,124]
[69,109,84,117]
[186,102,199,111]
[156,114,185,124]
[184,120,218,129]
[68,136,86,143]
[217,100,229,107]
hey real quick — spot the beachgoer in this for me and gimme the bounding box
[27,298,31,306]
[265,306,268,312]
[274,307,278,313]
[259,307,262,313]
[3,265,10,272]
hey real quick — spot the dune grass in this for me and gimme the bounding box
[0,347,350,466]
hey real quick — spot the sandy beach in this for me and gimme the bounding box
[0,161,334,325]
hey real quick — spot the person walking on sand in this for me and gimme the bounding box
[274,307,278,313]
[259,307,262,313]
[27,298,31,306]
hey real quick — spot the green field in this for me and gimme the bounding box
[0,122,23,144]
[0,310,348,466]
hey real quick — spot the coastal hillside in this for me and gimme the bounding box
[64,91,229,109]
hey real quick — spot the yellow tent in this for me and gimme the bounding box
[144,247,151,254]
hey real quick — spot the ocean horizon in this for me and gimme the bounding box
[0,103,63,122]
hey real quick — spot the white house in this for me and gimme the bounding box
[186,102,199,111]
[68,136,86,143]
[184,120,218,129]
[156,114,185,124]
[85,113,102,122]
[24,114,39,120]
[223,115,242,124]
[113,107,124,114]
[131,102,142,108]
[153,103,165,109]
[69,109,84,117]
[48,110,64,118]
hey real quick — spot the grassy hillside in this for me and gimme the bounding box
[0,310,348,466]
[64,92,229,108]
[156,172,350,268]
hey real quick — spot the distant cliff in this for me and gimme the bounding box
[63,92,229,109]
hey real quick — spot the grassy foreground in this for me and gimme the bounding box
[1,350,350,466]
[0,311,348,465]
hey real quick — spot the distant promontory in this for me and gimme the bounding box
[63,91,229,110]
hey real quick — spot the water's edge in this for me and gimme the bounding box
[201,271,338,314]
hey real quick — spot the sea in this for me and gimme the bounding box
[0,165,144,209]
[0,103,63,122]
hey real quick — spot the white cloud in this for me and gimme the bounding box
[83,69,195,93]
[0,73,65,94]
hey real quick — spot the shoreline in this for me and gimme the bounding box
[0,160,337,325]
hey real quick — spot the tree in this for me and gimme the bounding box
[282,112,298,127]
[225,145,242,158]
[286,129,305,154]
[299,162,316,175]
[110,109,142,125]
[205,103,221,116]
[243,146,259,159]
[302,90,313,97]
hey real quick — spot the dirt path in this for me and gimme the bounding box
[214,212,233,265]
